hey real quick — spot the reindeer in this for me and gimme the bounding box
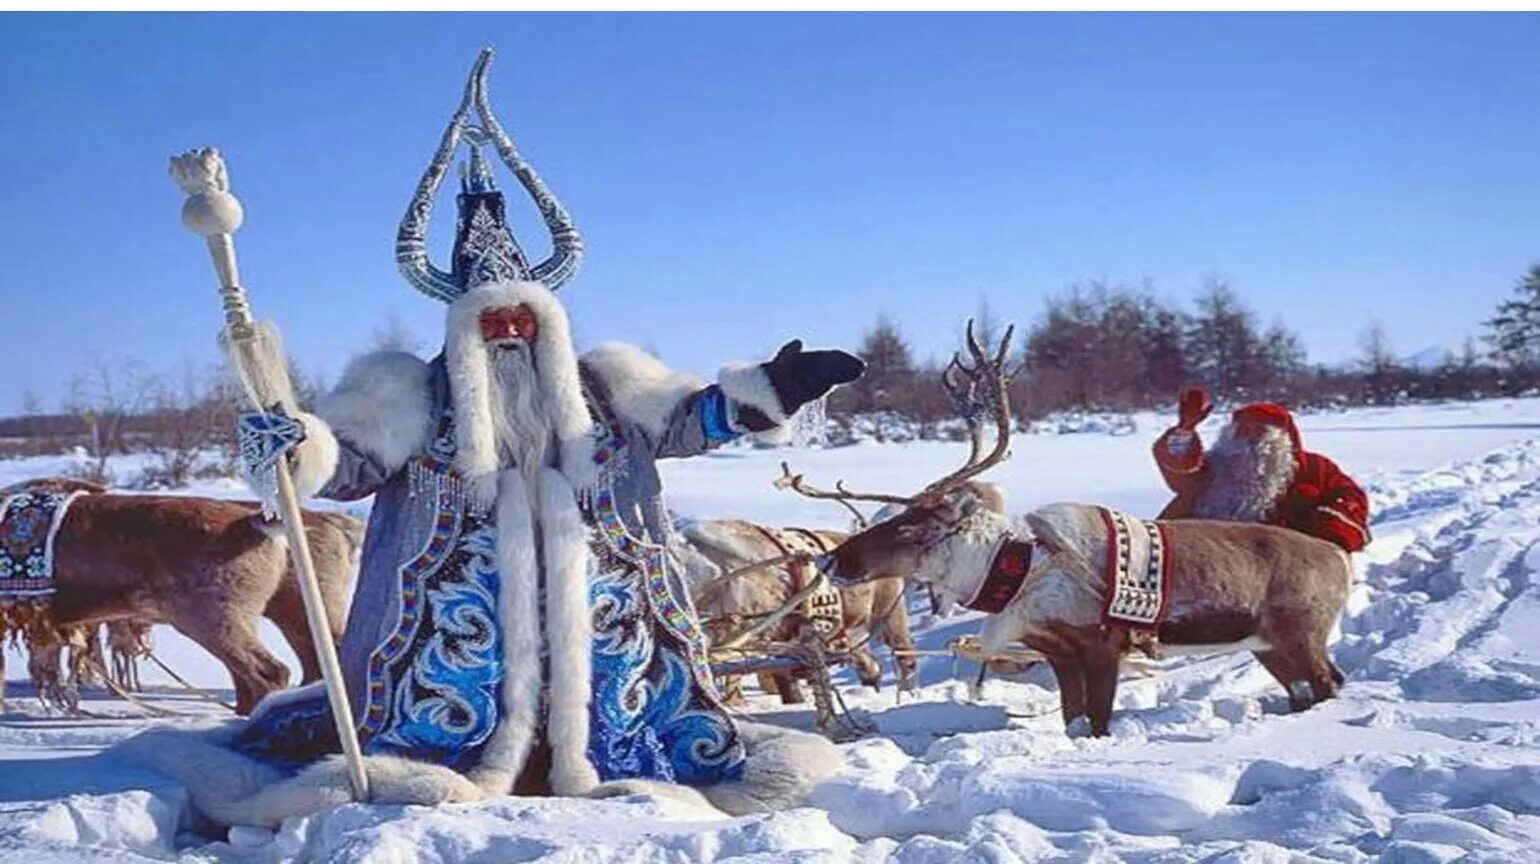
[0,479,362,714]
[105,618,154,692]
[681,518,917,703]
[782,322,1353,737]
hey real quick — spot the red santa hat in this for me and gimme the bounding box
[1230,401,1304,465]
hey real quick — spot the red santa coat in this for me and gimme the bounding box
[1152,403,1372,553]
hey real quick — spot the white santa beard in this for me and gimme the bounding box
[444,280,600,502]
[487,344,554,476]
[1192,425,1296,523]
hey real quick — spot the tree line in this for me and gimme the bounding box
[831,266,1540,431]
[7,269,1540,466]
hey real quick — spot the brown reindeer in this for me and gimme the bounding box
[681,519,917,702]
[785,322,1353,737]
[0,478,361,714]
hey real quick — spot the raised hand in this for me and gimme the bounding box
[1177,386,1213,431]
[763,340,867,416]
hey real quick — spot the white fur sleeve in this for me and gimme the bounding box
[581,343,705,441]
[316,351,436,478]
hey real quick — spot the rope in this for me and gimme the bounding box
[697,552,811,596]
[81,654,191,718]
[144,651,239,712]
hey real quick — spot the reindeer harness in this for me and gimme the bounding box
[962,538,1038,613]
[748,525,847,644]
[0,490,83,635]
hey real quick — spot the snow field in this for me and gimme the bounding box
[1,398,1539,861]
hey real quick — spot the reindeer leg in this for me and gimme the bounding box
[774,673,807,705]
[1045,653,1088,730]
[1296,639,1342,706]
[882,597,919,693]
[172,614,289,715]
[719,674,745,707]
[1253,648,1314,712]
[852,647,883,690]
[1083,639,1123,738]
[264,573,322,684]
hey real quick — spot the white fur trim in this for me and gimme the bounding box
[539,466,599,795]
[718,361,787,426]
[697,720,840,815]
[466,469,543,794]
[317,351,435,474]
[583,721,840,816]
[115,727,481,828]
[445,281,597,504]
[581,342,704,441]
[288,411,339,498]
[221,319,300,416]
[245,681,327,720]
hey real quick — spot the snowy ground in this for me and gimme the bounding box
[2,399,1539,861]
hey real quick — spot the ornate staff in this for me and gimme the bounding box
[169,148,370,802]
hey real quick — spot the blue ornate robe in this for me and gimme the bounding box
[237,345,763,790]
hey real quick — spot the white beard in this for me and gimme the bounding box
[487,344,553,477]
[443,280,599,502]
[1192,425,1296,523]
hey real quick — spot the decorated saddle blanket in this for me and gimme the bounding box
[1098,506,1172,630]
[0,490,81,601]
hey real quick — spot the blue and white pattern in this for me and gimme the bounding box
[237,408,307,517]
[585,488,745,785]
[367,521,504,769]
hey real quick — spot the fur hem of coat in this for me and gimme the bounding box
[112,718,839,829]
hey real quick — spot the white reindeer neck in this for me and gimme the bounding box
[916,509,1017,613]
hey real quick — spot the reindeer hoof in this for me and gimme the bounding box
[1065,715,1094,739]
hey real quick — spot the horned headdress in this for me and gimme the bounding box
[397,48,582,300]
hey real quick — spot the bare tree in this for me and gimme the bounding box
[1357,319,1399,405]
[141,361,228,488]
[63,358,160,484]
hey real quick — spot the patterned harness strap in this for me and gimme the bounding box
[748,524,846,642]
[962,537,1037,614]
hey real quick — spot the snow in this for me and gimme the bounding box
[3,398,1540,862]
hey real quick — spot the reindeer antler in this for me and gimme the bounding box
[775,462,910,523]
[774,318,1020,516]
[914,319,1017,502]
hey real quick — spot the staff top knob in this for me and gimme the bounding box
[170,147,244,236]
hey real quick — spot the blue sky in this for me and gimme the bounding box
[3,12,1538,413]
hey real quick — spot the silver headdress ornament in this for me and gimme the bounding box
[396,48,583,301]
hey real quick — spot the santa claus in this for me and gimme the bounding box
[1152,388,1371,552]
[125,50,860,827]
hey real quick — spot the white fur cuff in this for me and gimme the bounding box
[288,411,338,499]
[718,362,787,427]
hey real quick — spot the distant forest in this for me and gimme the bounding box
[831,265,1540,430]
[5,265,1540,471]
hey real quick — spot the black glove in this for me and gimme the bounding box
[763,340,866,416]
